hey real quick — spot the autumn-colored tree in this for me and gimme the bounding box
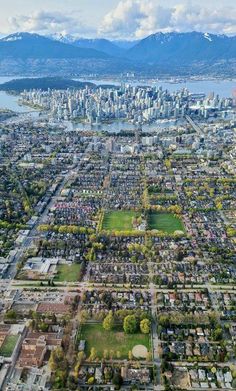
[123,315,137,334]
[140,318,151,334]
[103,310,114,331]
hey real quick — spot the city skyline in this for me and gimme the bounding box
[0,0,236,39]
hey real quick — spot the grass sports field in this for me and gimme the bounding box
[55,263,81,282]
[148,212,185,233]
[0,335,18,357]
[80,323,150,359]
[102,210,137,231]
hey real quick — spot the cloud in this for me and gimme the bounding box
[98,0,146,38]
[99,0,236,38]
[8,10,94,37]
[4,2,236,40]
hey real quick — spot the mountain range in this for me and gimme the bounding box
[0,32,109,59]
[49,33,139,53]
[0,31,235,76]
[127,32,236,64]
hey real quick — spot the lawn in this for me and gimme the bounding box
[0,335,19,357]
[102,210,137,231]
[148,212,185,233]
[80,323,150,359]
[55,263,81,282]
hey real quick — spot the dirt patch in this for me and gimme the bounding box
[132,344,148,358]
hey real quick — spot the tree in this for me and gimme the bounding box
[89,347,97,361]
[5,309,17,321]
[123,315,137,334]
[68,375,77,390]
[146,351,152,362]
[16,262,23,271]
[103,349,109,359]
[158,314,170,327]
[104,366,112,381]
[112,373,123,389]
[176,249,184,262]
[116,350,121,359]
[212,327,223,341]
[103,310,114,331]
[49,347,64,371]
[128,350,133,360]
[39,322,49,332]
[165,159,171,169]
[140,318,151,334]
[53,369,67,389]
[87,376,95,385]
[72,351,83,378]
[110,350,114,360]
[216,201,223,210]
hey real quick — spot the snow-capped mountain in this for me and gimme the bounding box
[127,31,236,64]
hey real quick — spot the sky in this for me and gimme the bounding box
[0,0,236,39]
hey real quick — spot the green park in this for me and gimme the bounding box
[80,323,150,359]
[55,263,81,282]
[148,212,185,233]
[102,210,137,232]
